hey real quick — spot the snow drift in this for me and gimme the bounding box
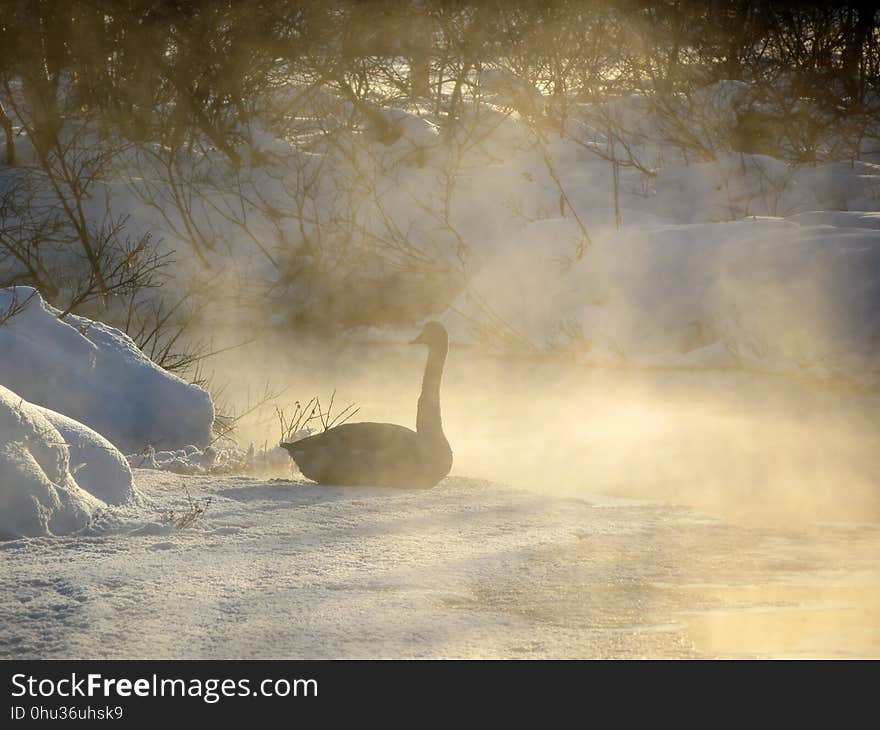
[0,287,213,452]
[0,384,134,539]
[35,405,135,506]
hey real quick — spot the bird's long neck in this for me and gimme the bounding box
[416,341,447,441]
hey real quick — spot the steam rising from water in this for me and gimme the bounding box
[211,335,880,527]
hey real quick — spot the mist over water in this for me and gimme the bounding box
[212,333,880,527]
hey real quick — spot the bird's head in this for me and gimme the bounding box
[410,320,448,349]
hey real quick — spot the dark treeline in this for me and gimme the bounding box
[0,0,877,166]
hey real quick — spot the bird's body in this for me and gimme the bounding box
[281,321,453,488]
[286,421,451,488]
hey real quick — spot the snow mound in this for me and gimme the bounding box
[0,287,214,452]
[36,405,134,505]
[0,385,119,539]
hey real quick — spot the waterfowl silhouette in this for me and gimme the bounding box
[281,321,453,488]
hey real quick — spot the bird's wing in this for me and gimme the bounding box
[282,422,418,455]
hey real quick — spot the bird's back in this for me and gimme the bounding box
[282,422,448,488]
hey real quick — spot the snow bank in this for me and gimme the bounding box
[36,405,134,505]
[0,384,134,539]
[0,287,214,452]
[451,216,880,384]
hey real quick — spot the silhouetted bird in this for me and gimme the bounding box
[282,321,453,488]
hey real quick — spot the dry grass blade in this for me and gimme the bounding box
[277,391,359,444]
[160,488,212,530]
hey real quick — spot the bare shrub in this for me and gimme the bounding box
[276,390,359,444]
[160,489,213,530]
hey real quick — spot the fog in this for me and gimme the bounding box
[212,333,880,527]
[186,332,880,657]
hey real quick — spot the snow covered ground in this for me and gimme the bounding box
[1,470,877,659]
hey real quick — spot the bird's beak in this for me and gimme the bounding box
[409,334,425,345]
